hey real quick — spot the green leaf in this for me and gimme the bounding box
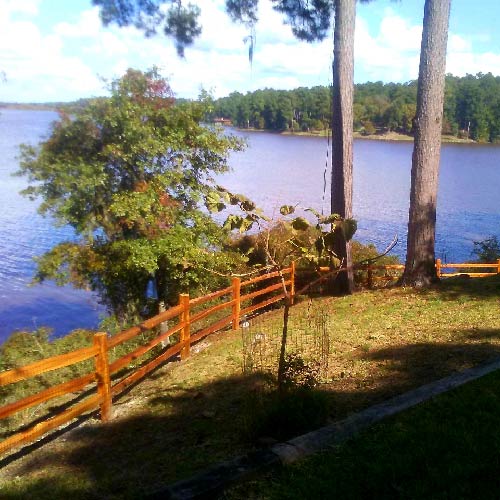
[291,217,310,231]
[315,236,325,254]
[340,219,357,241]
[305,207,321,218]
[319,213,341,225]
[323,231,336,250]
[240,199,256,212]
[279,205,295,216]
[206,201,226,213]
[224,215,244,231]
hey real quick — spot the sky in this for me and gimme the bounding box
[2,0,500,102]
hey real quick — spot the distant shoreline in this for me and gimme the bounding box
[251,128,477,144]
[0,107,479,145]
[353,131,476,144]
[0,103,58,111]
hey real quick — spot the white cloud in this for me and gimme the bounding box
[445,34,500,76]
[0,3,101,101]
[354,12,421,82]
[3,1,500,102]
[355,9,500,83]
[449,34,471,53]
[447,50,500,77]
[3,0,41,17]
[54,8,102,38]
[257,75,302,89]
[1,0,336,101]
[378,12,421,52]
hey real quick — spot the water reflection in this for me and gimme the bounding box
[226,129,500,263]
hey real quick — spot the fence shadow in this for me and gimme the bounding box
[1,371,274,499]
[362,335,500,385]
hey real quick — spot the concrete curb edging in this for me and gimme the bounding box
[148,357,500,499]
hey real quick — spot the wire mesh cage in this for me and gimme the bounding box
[241,300,331,383]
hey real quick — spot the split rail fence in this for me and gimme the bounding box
[323,259,500,287]
[1,259,499,456]
[435,258,500,278]
[0,265,294,456]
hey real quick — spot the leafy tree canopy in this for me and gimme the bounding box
[211,73,500,142]
[472,236,500,262]
[17,68,246,322]
[92,0,202,56]
[92,0,373,55]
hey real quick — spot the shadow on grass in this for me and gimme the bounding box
[1,372,278,499]
[317,332,500,422]
[3,325,500,499]
[361,335,500,391]
[226,369,500,500]
[421,273,500,300]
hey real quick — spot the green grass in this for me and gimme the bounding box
[226,369,500,499]
[1,275,500,498]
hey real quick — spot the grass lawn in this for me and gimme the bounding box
[226,368,500,499]
[0,276,499,499]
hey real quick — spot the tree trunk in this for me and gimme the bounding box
[402,0,451,287]
[277,297,291,393]
[331,0,355,294]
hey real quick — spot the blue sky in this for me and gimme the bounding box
[2,0,500,102]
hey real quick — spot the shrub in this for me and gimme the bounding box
[472,236,500,262]
[280,352,320,390]
[362,120,376,136]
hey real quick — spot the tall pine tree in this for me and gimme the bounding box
[402,0,451,286]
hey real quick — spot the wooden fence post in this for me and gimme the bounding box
[497,259,500,274]
[436,258,442,278]
[232,277,241,330]
[94,332,112,422]
[367,265,373,289]
[290,261,296,305]
[179,294,190,360]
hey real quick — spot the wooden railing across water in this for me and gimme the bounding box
[0,266,293,456]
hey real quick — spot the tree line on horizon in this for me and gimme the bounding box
[7,71,500,145]
[212,72,500,142]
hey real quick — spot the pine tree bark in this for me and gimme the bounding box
[402,0,451,287]
[331,0,355,294]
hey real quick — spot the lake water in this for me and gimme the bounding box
[226,129,500,266]
[1,109,499,342]
[0,109,104,342]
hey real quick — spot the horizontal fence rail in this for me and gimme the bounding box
[435,259,500,278]
[0,266,293,456]
[317,259,500,286]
